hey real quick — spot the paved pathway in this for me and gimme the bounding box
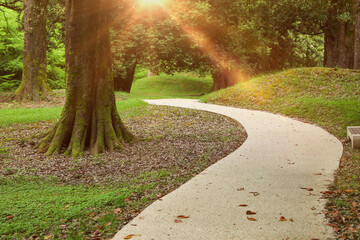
[113,99,343,240]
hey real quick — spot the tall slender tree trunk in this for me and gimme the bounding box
[338,22,350,68]
[354,0,360,69]
[15,0,52,101]
[324,7,338,68]
[38,0,133,157]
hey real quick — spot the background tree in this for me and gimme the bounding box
[38,0,133,157]
[354,0,360,68]
[14,0,52,101]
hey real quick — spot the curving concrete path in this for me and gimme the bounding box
[113,99,343,240]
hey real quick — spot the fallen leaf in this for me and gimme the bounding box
[326,223,337,227]
[246,211,256,215]
[314,173,322,175]
[113,208,122,214]
[174,219,183,223]
[156,194,163,198]
[44,235,52,240]
[247,216,257,221]
[5,215,13,220]
[300,187,313,191]
[124,234,142,239]
[321,191,335,194]
[344,189,355,193]
[352,202,357,208]
[250,192,260,196]
[238,204,248,207]
[139,217,145,220]
[63,204,71,210]
[311,207,316,210]
[290,219,294,222]
[280,216,287,221]
[237,188,245,191]
[348,227,358,233]
[177,215,190,219]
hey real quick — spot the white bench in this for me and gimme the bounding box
[347,126,360,149]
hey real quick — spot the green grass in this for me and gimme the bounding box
[0,98,148,127]
[0,70,212,126]
[202,67,360,137]
[0,172,173,239]
[130,73,212,99]
[0,107,62,127]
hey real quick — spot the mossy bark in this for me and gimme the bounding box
[38,0,133,157]
[14,0,52,101]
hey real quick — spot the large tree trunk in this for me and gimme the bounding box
[354,0,360,69]
[14,0,52,101]
[38,0,133,157]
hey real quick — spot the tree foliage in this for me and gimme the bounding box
[0,0,358,95]
[0,0,65,92]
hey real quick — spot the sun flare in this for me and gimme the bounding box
[140,0,163,6]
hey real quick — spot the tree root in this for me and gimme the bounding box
[39,108,134,158]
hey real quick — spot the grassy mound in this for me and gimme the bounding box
[202,67,360,239]
[131,73,212,99]
[203,67,360,137]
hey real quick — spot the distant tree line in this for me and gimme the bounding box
[0,0,359,97]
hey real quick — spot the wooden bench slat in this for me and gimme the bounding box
[349,128,360,135]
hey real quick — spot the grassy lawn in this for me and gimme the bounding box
[0,177,132,239]
[0,98,147,127]
[202,67,360,238]
[130,72,212,99]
